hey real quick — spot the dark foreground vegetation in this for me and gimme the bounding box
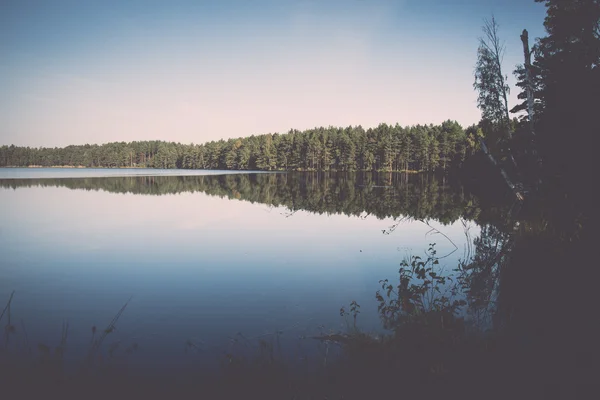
[1,0,598,398]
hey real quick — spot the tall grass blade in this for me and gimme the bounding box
[86,297,132,365]
[0,291,15,325]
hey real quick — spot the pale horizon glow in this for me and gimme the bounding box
[1,0,547,147]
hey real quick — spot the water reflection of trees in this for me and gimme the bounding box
[2,172,520,317]
[0,172,500,225]
[458,224,511,329]
[2,172,516,328]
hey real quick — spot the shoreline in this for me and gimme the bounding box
[0,165,426,173]
[1,165,146,169]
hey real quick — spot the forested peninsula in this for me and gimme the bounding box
[0,120,482,172]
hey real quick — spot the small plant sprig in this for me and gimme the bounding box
[340,300,361,333]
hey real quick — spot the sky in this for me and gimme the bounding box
[0,0,547,148]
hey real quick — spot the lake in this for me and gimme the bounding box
[0,168,484,374]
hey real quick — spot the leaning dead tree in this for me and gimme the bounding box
[474,16,525,201]
[478,138,524,202]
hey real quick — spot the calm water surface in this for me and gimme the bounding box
[0,168,481,372]
[0,167,263,179]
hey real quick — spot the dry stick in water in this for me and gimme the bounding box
[0,291,15,324]
[2,291,15,349]
[86,297,132,365]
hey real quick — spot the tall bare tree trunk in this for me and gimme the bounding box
[520,30,536,137]
[520,29,543,181]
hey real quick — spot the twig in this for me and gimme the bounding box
[2,291,15,349]
[0,291,15,324]
[420,219,459,260]
[86,297,132,364]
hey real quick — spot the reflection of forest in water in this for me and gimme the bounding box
[0,172,511,226]
[1,172,514,326]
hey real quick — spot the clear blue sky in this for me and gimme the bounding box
[0,0,547,147]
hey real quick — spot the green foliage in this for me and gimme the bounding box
[0,121,475,173]
[474,16,511,130]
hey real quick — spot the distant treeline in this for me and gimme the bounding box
[0,172,512,229]
[0,121,479,172]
